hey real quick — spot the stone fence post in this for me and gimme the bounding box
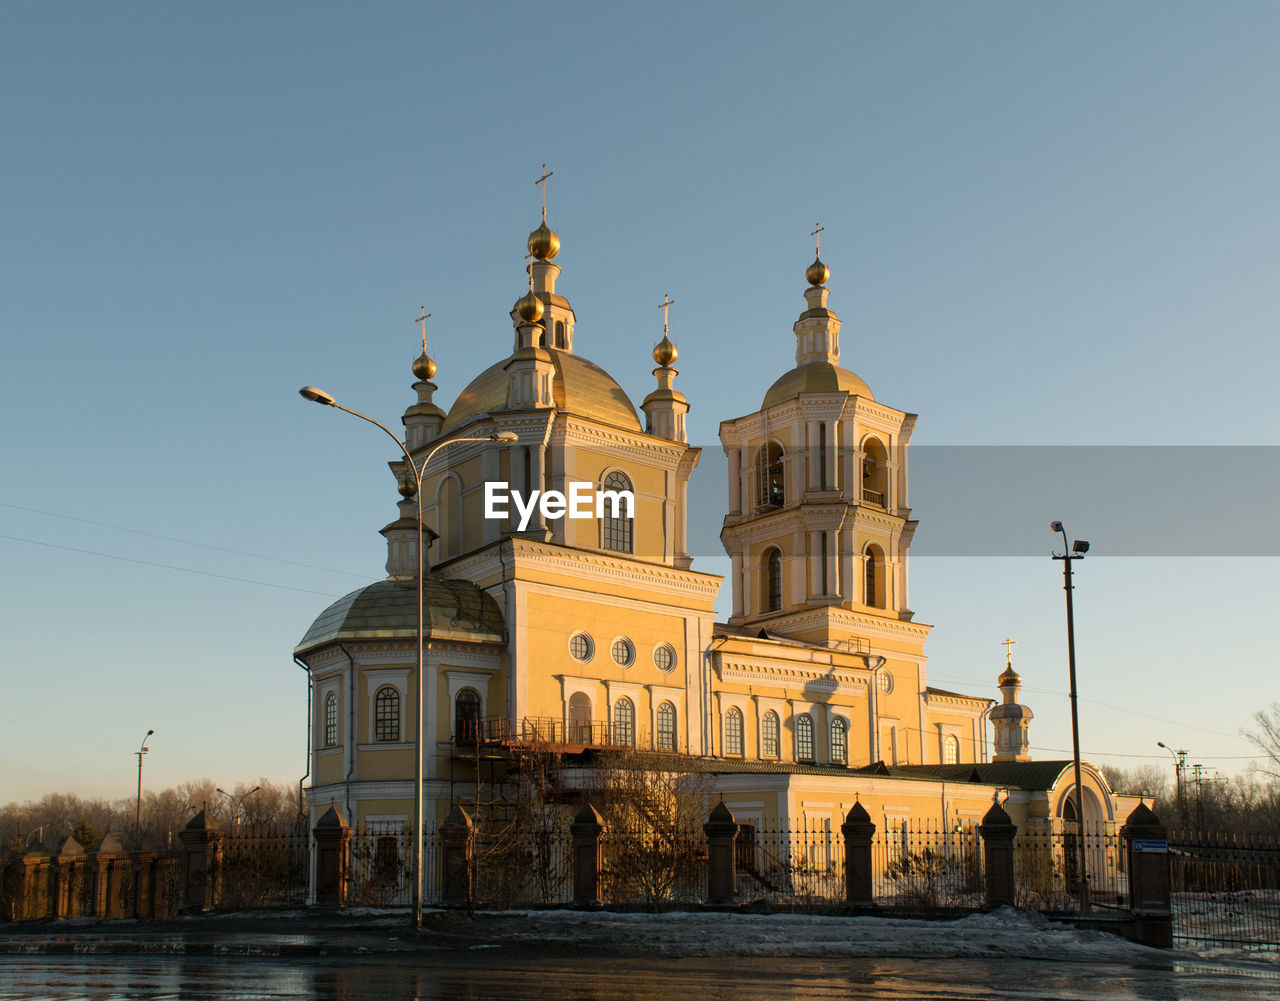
[570,802,604,909]
[1120,802,1172,948]
[440,805,475,906]
[313,806,352,907]
[88,834,128,918]
[841,800,876,907]
[978,801,1018,908]
[19,845,50,921]
[703,802,737,906]
[176,810,224,913]
[52,837,85,919]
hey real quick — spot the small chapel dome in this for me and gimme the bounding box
[653,333,678,367]
[515,289,545,323]
[412,351,437,381]
[762,362,874,409]
[806,256,830,287]
[998,665,1021,687]
[528,221,560,261]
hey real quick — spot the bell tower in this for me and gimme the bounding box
[718,236,922,649]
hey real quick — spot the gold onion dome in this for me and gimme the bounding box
[397,476,418,499]
[528,221,560,261]
[998,665,1021,686]
[412,351,437,381]
[653,334,678,367]
[806,255,830,287]
[515,289,545,323]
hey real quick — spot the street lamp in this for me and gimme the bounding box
[300,384,516,929]
[216,785,261,826]
[1156,741,1187,829]
[135,729,154,847]
[1050,521,1090,913]
[865,655,888,764]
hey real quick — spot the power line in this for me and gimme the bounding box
[0,534,344,598]
[0,500,368,578]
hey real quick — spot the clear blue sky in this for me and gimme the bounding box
[3,2,1277,803]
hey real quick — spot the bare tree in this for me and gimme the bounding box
[1244,703,1280,780]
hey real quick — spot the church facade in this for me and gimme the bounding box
[294,202,1127,849]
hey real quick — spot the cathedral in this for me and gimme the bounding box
[294,188,1128,851]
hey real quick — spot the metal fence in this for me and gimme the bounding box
[1012,824,1127,913]
[1171,829,1280,951]
[600,824,707,905]
[220,823,310,909]
[874,821,984,909]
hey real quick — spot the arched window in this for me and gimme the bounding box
[455,687,482,743]
[796,713,815,761]
[943,734,960,765]
[568,692,592,743]
[437,475,462,561]
[724,707,744,757]
[864,544,884,609]
[323,692,338,748]
[830,716,848,765]
[613,697,635,747]
[862,437,888,508]
[764,548,783,612]
[761,711,780,758]
[756,442,785,509]
[374,686,400,742]
[600,471,633,553]
[554,320,565,348]
[656,701,677,752]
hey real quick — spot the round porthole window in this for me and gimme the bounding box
[611,637,635,667]
[653,644,677,673]
[877,670,894,694]
[569,632,594,663]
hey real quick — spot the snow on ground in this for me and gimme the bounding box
[468,906,1164,962]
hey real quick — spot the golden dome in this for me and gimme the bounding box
[762,362,873,409]
[397,476,418,499]
[998,665,1021,687]
[528,222,560,261]
[444,349,642,434]
[653,334,678,367]
[806,256,830,287]
[412,351,437,381]
[515,290,545,323]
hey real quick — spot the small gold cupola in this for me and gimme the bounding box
[527,163,561,261]
[403,307,445,450]
[991,637,1034,763]
[642,292,689,444]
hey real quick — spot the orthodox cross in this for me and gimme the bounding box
[534,163,554,220]
[415,307,431,353]
[811,222,824,256]
[523,251,535,291]
[1002,636,1017,665]
[658,293,675,334]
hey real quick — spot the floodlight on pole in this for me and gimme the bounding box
[299,384,513,929]
[135,729,154,847]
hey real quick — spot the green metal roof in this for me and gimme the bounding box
[295,578,505,656]
[888,760,1076,791]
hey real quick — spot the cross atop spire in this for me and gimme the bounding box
[415,307,431,353]
[534,163,554,221]
[1002,636,1017,665]
[523,251,535,291]
[811,222,824,256]
[658,293,675,335]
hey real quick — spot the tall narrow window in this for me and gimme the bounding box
[374,686,400,742]
[568,692,592,743]
[724,707,744,757]
[656,701,677,752]
[830,716,847,765]
[943,734,960,765]
[555,320,565,347]
[613,697,635,747]
[817,422,827,490]
[455,687,481,743]
[437,476,461,561]
[796,713,814,761]
[600,471,633,553]
[765,548,783,612]
[864,544,883,609]
[323,692,338,748]
[756,442,785,509]
[761,711,780,758]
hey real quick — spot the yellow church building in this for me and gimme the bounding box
[294,199,1128,856]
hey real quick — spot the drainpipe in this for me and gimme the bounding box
[337,642,357,824]
[293,655,312,817]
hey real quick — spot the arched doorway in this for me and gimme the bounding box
[568,692,592,744]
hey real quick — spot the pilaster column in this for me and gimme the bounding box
[808,531,821,596]
[727,447,741,515]
[806,421,821,490]
[730,551,744,617]
[826,529,839,595]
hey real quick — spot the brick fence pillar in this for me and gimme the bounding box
[841,800,877,907]
[1120,802,1172,948]
[570,802,605,909]
[703,802,737,906]
[88,835,127,918]
[176,810,224,913]
[313,806,352,907]
[19,846,51,921]
[440,805,475,907]
[978,801,1018,908]
[53,837,85,919]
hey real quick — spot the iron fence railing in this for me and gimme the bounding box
[220,823,310,909]
[1011,823,1126,913]
[1171,829,1280,950]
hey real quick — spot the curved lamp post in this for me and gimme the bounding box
[135,729,154,847]
[300,384,516,928]
[1156,741,1187,829]
[1050,520,1090,912]
[216,785,261,826]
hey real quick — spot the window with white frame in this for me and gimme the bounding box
[830,716,848,765]
[613,697,635,747]
[323,692,338,747]
[374,686,400,742]
[761,710,780,758]
[656,701,677,752]
[724,707,744,757]
[796,713,815,761]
